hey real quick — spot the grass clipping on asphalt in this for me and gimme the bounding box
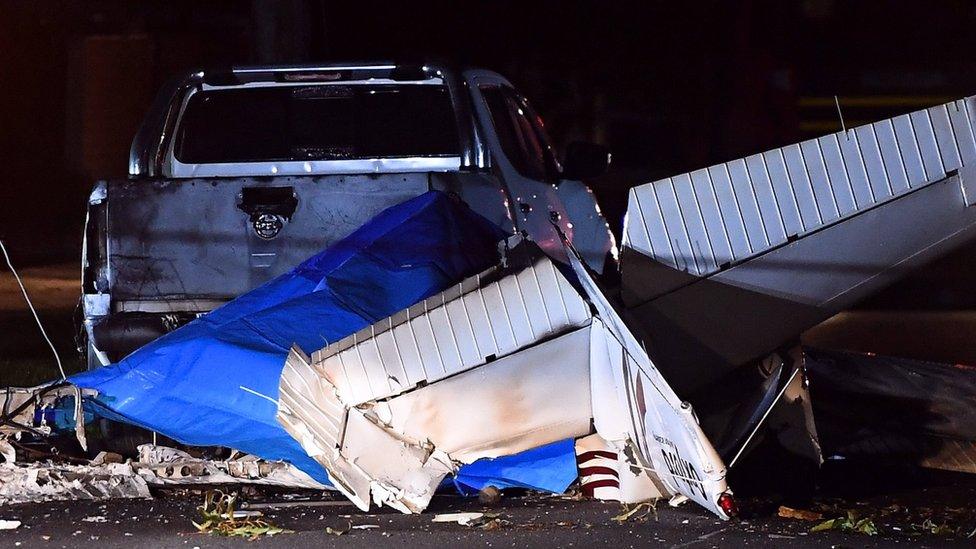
[193,490,292,540]
[810,511,878,536]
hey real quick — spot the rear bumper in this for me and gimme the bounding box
[82,310,198,366]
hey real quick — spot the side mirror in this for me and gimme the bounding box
[562,141,611,180]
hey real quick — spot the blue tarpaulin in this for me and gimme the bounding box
[69,191,578,494]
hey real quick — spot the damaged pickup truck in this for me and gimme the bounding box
[5,61,976,521]
[80,62,616,367]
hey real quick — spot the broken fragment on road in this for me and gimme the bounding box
[276,240,733,518]
[0,461,151,505]
[133,444,324,489]
[0,445,327,506]
[431,512,486,526]
[777,506,823,521]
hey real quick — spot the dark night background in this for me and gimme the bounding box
[2,0,976,312]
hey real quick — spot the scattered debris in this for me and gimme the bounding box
[478,486,501,506]
[810,511,878,536]
[241,500,352,510]
[611,502,657,524]
[0,384,97,460]
[0,519,21,530]
[324,522,350,536]
[89,452,123,466]
[192,490,292,540]
[914,519,957,537]
[133,444,325,489]
[777,506,823,521]
[0,462,150,505]
[226,510,263,519]
[81,516,107,523]
[430,512,507,529]
[0,444,334,507]
[479,516,507,531]
[431,512,485,526]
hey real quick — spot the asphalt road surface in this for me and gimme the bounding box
[1,480,975,549]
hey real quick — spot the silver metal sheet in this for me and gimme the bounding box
[854,124,894,201]
[627,170,976,393]
[691,169,735,266]
[725,160,769,250]
[910,110,946,181]
[874,119,910,194]
[949,100,976,165]
[800,139,841,222]
[837,131,876,207]
[762,150,805,236]
[657,178,699,274]
[892,114,928,187]
[623,96,976,278]
[708,165,752,259]
[627,186,669,266]
[930,103,962,172]
[782,144,824,229]
[744,154,790,244]
[673,173,716,273]
[816,134,857,216]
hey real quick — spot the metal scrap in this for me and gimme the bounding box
[0,384,97,461]
[0,444,330,507]
[276,242,733,518]
[431,512,485,525]
[133,444,327,489]
[777,506,823,521]
[0,462,150,505]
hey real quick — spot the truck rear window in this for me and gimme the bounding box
[174,85,460,163]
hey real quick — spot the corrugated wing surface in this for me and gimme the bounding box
[311,257,592,405]
[624,97,976,276]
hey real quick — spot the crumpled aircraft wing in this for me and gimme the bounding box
[276,241,733,518]
[620,96,976,393]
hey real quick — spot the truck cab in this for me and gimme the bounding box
[81,62,615,367]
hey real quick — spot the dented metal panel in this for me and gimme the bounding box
[312,257,590,405]
[624,96,976,276]
[565,250,731,518]
[277,326,593,513]
[277,247,733,518]
[376,327,594,462]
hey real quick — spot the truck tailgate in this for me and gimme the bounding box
[105,174,429,305]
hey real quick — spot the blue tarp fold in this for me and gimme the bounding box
[70,191,577,494]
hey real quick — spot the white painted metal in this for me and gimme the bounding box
[311,257,591,405]
[277,248,733,519]
[624,97,976,276]
[565,249,731,518]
